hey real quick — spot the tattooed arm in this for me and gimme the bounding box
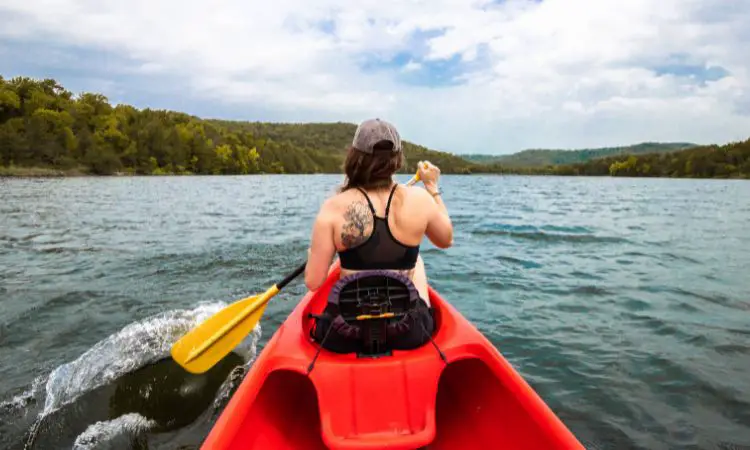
[305,204,336,291]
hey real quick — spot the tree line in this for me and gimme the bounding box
[0,76,475,176]
[463,142,697,167]
[1,75,748,179]
[477,139,749,179]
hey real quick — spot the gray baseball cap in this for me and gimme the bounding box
[352,118,402,154]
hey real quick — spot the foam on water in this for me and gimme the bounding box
[41,301,259,414]
[72,413,157,450]
[0,376,46,413]
[11,301,260,448]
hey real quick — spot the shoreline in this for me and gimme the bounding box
[0,166,89,178]
[2,166,747,180]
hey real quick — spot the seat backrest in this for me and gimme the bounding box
[328,270,420,356]
[338,274,412,321]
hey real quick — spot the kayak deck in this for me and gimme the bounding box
[202,267,584,449]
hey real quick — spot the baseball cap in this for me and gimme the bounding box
[351,118,402,154]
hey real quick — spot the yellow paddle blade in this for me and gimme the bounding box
[171,287,277,374]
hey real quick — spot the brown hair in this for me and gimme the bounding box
[339,141,404,192]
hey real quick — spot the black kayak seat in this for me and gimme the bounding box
[308,270,425,358]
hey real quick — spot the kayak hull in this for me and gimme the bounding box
[201,266,584,449]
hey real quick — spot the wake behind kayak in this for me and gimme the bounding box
[1,303,258,450]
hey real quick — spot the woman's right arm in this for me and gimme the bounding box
[418,161,453,249]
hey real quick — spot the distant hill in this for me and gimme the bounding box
[546,138,750,178]
[0,75,477,176]
[462,142,698,168]
[208,120,479,175]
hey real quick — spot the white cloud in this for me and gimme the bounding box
[402,60,422,72]
[1,0,749,154]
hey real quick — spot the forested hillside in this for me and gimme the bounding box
[0,76,476,176]
[475,138,750,178]
[1,75,747,179]
[556,139,750,178]
[207,120,479,174]
[463,142,696,167]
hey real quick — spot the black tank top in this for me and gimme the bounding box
[338,184,420,271]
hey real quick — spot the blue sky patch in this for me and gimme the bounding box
[397,54,471,87]
[356,50,470,88]
[353,27,490,88]
[653,63,729,83]
[651,53,730,85]
[315,18,336,35]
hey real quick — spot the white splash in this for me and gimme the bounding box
[71,413,156,450]
[4,301,261,450]
[2,301,258,419]
[41,301,260,415]
[0,375,45,413]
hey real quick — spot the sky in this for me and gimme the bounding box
[1,0,749,155]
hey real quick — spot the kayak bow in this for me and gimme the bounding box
[201,265,584,450]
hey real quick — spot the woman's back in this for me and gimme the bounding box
[311,181,450,301]
[304,118,452,301]
[329,184,427,252]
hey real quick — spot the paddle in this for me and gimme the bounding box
[171,263,307,374]
[171,169,424,374]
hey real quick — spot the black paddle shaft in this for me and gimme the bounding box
[276,262,307,290]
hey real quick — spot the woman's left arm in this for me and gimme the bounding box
[305,208,336,291]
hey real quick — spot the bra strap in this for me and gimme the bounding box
[356,187,376,214]
[385,184,398,217]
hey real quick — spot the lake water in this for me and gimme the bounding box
[1,174,749,450]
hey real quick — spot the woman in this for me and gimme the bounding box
[304,118,453,349]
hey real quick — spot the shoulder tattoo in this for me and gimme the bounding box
[341,201,373,248]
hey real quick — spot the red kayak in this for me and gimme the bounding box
[202,266,584,449]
